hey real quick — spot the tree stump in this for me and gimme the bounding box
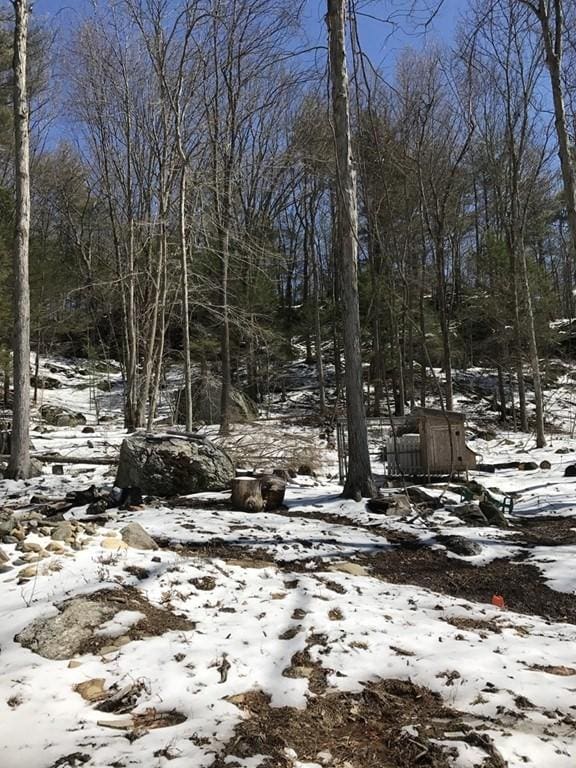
[231,475,286,512]
[259,474,287,510]
[231,477,264,512]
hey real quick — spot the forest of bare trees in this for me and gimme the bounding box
[3,0,576,490]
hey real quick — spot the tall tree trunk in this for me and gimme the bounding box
[436,242,454,410]
[311,236,326,415]
[497,363,507,422]
[519,241,546,446]
[179,167,194,431]
[523,0,576,281]
[219,191,232,436]
[327,0,375,498]
[7,0,31,480]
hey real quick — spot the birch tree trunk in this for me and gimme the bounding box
[7,0,31,480]
[327,0,375,498]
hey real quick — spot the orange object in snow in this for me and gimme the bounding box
[491,594,505,609]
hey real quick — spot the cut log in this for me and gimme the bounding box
[231,475,287,512]
[259,475,287,510]
[231,477,264,512]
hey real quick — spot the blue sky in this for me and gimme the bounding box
[33,0,462,73]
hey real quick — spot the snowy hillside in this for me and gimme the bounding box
[0,357,576,767]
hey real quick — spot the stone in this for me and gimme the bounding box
[82,426,95,434]
[99,645,119,656]
[19,541,43,553]
[51,522,75,542]
[329,561,369,577]
[120,522,158,551]
[46,541,67,552]
[564,464,576,477]
[52,464,64,476]
[101,537,127,550]
[68,660,82,668]
[74,678,107,702]
[28,459,43,477]
[15,598,119,659]
[22,552,46,562]
[297,464,315,477]
[115,432,235,496]
[86,499,109,516]
[539,460,552,470]
[0,546,9,564]
[448,502,488,526]
[18,564,39,579]
[175,377,258,426]
[479,499,509,527]
[0,513,16,538]
[40,405,87,428]
[436,535,482,557]
[519,461,538,471]
[30,374,61,390]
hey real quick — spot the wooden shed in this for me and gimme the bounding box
[387,408,477,477]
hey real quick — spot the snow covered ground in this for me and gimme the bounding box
[1,357,576,767]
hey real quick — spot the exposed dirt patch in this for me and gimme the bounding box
[511,516,576,547]
[213,679,503,768]
[78,587,194,654]
[361,547,576,625]
[444,616,503,635]
[132,708,187,729]
[155,536,277,566]
[156,530,576,624]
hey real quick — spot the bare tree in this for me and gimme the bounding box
[520,0,576,286]
[327,0,375,498]
[7,0,31,479]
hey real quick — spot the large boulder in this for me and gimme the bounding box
[40,405,87,427]
[175,377,258,426]
[115,432,235,496]
[30,374,61,390]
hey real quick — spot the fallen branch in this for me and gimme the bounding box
[23,453,117,465]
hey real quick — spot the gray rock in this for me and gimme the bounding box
[0,546,9,563]
[121,522,158,550]
[448,502,488,526]
[51,521,75,542]
[29,458,43,478]
[30,375,61,390]
[479,499,509,528]
[0,513,15,537]
[115,432,235,496]
[436,534,482,557]
[86,499,108,516]
[15,598,118,660]
[40,405,87,428]
[175,377,258,426]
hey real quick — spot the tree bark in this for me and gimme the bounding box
[522,0,576,282]
[327,0,375,499]
[7,0,31,480]
[519,241,546,446]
